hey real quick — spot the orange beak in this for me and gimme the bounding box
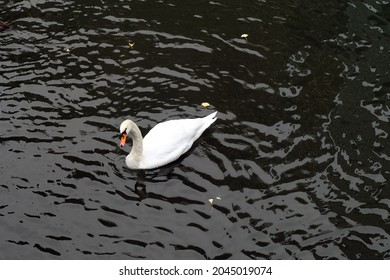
[120,133,127,147]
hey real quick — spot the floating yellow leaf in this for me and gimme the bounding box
[241,33,249,39]
[216,196,221,200]
[208,198,214,204]
[201,102,210,108]
[128,42,135,48]
[66,48,70,53]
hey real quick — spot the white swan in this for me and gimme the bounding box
[119,111,217,169]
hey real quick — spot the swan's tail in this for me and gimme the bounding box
[200,111,218,135]
[203,111,218,126]
[191,111,217,141]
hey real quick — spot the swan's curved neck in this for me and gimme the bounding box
[127,122,143,165]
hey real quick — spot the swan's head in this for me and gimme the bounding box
[119,119,136,147]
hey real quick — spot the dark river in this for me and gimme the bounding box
[1,0,389,260]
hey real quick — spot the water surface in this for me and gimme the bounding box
[0,0,389,259]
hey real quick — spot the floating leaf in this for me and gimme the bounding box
[216,196,221,200]
[201,102,210,108]
[241,33,249,39]
[208,198,214,204]
[66,48,70,53]
[128,42,135,48]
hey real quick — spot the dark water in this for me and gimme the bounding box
[1,0,389,260]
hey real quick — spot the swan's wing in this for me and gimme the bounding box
[139,112,217,169]
[143,119,200,153]
[141,118,209,168]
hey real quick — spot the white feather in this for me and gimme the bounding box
[120,112,217,169]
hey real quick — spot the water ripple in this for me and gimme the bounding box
[1,0,389,260]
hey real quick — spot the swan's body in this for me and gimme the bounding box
[119,111,217,169]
